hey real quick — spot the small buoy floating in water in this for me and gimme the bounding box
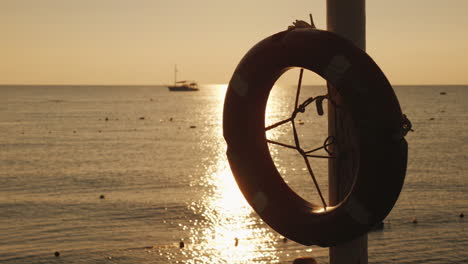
[234,237,239,247]
[411,217,418,224]
[54,251,60,257]
[460,213,464,218]
[179,240,184,249]
[99,195,105,199]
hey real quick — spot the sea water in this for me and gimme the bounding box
[0,84,466,264]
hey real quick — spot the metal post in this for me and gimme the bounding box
[327,0,368,264]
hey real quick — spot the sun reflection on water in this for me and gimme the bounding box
[188,160,279,263]
[182,84,279,263]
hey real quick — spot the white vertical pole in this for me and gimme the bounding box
[326,0,368,264]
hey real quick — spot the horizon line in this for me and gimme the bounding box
[1,83,467,87]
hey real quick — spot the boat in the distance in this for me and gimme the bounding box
[167,65,199,91]
[168,80,199,91]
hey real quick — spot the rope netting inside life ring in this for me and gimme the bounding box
[265,68,347,210]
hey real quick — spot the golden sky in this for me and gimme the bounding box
[1,0,467,85]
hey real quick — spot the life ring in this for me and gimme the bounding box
[223,28,408,247]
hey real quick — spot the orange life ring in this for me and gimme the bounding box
[223,28,408,247]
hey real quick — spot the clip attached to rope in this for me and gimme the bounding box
[315,96,325,116]
[294,95,327,117]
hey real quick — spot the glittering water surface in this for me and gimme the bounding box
[0,84,466,263]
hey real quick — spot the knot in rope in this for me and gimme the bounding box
[288,14,316,30]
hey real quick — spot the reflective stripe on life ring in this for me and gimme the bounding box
[223,28,408,247]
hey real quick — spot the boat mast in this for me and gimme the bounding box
[327,0,367,264]
[174,64,178,85]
